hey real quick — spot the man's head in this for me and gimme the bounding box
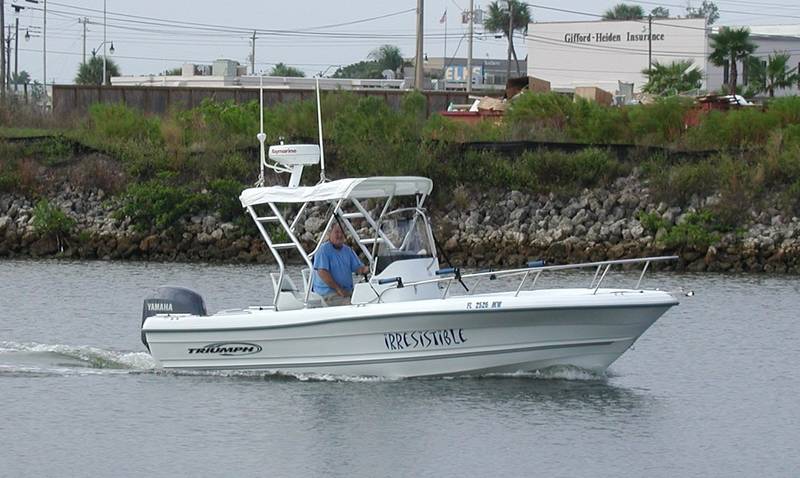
[329,222,346,249]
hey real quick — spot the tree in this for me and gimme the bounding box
[483,0,532,75]
[709,27,757,95]
[269,62,306,77]
[746,52,799,98]
[642,60,703,96]
[368,44,406,77]
[602,3,644,20]
[332,60,383,79]
[650,7,670,19]
[11,70,30,88]
[161,67,182,76]
[687,1,719,25]
[75,55,121,85]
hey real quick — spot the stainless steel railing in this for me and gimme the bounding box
[376,256,678,301]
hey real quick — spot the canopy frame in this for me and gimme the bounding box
[243,180,435,308]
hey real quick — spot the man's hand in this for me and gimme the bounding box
[335,287,348,297]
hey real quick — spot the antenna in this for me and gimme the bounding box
[315,77,327,183]
[257,74,267,186]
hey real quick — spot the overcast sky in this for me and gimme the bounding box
[5,0,800,84]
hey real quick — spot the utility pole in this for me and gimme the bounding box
[14,16,19,82]
[466,0,474,93]
[648,14,653,72]
[79,17,89,64]
[505,0,513,83]
[414,0,424,90]
[103,0,107,85]
[43,0,47,93]
[5,26,10,88]
[251,30,256,75]
[1,0,6,98]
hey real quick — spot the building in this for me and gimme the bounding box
[112,58,407,90]
[424,56,528,91]
[526,19,800,97]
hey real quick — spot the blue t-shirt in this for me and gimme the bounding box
[312,242,365,296]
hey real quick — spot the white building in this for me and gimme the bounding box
[111,59,408,90]
[526,19,800,97]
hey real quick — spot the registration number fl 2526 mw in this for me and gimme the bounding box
[383,329,467,351]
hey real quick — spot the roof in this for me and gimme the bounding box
[239,176,433,206]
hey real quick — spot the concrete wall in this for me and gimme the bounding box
[52,85,469,118]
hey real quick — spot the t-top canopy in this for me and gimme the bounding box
[239,177,433,206]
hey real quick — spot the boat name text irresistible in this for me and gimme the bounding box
[384,329,467,351]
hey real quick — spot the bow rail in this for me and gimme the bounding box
[377,255,678,301]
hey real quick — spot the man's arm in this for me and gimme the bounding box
[316,269,347,297]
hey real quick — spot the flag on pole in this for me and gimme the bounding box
[439,10,447,23]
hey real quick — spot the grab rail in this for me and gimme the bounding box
[376,255,678,301]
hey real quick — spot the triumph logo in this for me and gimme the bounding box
[188,342,262,356]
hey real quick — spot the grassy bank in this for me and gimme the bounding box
[2,92,800,234]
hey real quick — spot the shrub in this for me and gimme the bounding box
[767,96,800,126]
[117,174,208,230]
[627,96,693,145]
[32,199,75,242]
[87,103,162,144]
[646,156,718,204]
[661,210,721,250]
[0,166,20,193]
[506,92,574,140]
[329,94,430,178]
[67,155,126,194]
[637,211,667,235]
[568,99,627,144]
[207,178,246,222]
[688,108,781,149]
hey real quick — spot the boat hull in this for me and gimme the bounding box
[143,289,677,377]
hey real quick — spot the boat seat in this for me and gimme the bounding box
[269,272,325,311]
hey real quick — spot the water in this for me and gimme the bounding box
[1,260,798,477]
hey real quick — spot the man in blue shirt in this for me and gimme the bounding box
[312,222,369,306]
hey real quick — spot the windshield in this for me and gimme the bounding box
[377,209,433,257]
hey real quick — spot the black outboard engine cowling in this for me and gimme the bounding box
[141,286,207,350]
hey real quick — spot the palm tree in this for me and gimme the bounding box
[483,0,532,76]
[368,44,405,77]
[650,7,670,19]
[642,60,703,96]
[746,52,799,98]
[708,27,757,94]
[75,55,120,85]
[11,70,30,89]
[269,62,305,77]
[602,3,644,20]
[686,0,720,25]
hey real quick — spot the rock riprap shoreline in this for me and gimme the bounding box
[2,175,800,273]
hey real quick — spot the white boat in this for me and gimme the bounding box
[140,81,679,378]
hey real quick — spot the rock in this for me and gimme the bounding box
[202,215,217,231]
[197,232,214,245]
[139,234,159,252]
[30,236,58,256]
[444,236,459,251]
[211,228,224,241]
[304,216,326,234]
[0,216,10,234]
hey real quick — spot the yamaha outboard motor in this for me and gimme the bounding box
[141,286,207,350]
